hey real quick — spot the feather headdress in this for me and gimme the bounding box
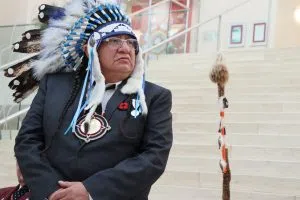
[3,0,147,132]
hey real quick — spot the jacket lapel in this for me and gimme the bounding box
[104,84,129,121]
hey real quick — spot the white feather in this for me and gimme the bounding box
[121,50,144,94]
[94,0,118,6]
[83,104,97,131]
[120,50,147,115]
[138,88,148,115]
[65,0,85,16]
[42,28,68,48]
[52,16,80,30]
[85,44,105,110]
[32,54,64,79]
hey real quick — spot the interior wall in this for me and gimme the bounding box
[0,0,68,26]
[274,0,300,48]
[197,0,272,54]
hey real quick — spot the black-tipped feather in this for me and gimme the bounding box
[8,68,39,103]
[4,55,38,77]
[13,40,41,53]
[13,85,39,103]
[22,29,42,41]
[38,4,65,24]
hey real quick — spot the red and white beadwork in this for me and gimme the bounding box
[218,96,229,173]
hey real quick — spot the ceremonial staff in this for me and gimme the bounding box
[209,54,231,200]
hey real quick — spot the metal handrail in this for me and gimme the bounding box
[0,107,30,126]
[129,0,189,17]
[129,0,170,17]
[0,0,251,126]
[0,23,36,28]
[143,0,251,53]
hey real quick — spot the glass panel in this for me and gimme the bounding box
[129,0,190,58]
[0,24,38,131]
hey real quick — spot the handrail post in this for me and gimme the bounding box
[184,0,191,53]
[217,15,222,52]
[266,0,272,48]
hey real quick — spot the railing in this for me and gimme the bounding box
[0,0,252,127]
[129,0,189,17]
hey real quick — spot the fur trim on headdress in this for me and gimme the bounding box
[121,50,147,115]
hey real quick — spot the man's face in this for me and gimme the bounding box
[98,34,137,77]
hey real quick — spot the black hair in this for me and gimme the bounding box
[41,56,87,154]
[57,62,86,130]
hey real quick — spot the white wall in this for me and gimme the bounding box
[0,0,68,106]
[0,0,68,26]
[197,0,273,54]
[274,0,300,48]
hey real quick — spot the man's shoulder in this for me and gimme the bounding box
[46,72,74,82]
[40,72,75,88]
[144,81,171,101]
[144,81,170,94]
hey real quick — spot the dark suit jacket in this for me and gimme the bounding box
[0,185,31,200]
[14,73,173,200]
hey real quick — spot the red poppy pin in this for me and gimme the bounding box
[118,102,129,111]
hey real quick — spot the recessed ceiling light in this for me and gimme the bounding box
[294,6,300,24]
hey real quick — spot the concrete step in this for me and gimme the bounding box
[172,88,299,102]
[148,64,300,73]
[167,156,300,178]
[148,70,300,78]
[173,121,300,135]
[172,94,300,103]
[157,78,300,87]
[151,55,300,65]
[149,60,300,69]
[156,170,300,196]
[0,130,18,140]
[0,140,16,187]
[171,144,300,162]
[173,112,300,122]
[166,86,300,94]
[0,173,17,188]
[174,133,300,148]
[0,140,15,148]
[149,185,300,200]
[172,102,300,112]
[148,73,300,81]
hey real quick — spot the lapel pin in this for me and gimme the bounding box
[118,102,129,111]
[131,99,142,117]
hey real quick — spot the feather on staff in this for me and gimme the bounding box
[209,53,231,200]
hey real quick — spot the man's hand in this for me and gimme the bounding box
[49,181,89,200]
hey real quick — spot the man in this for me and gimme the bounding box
[0,162,30,200]
[13,0,172,200]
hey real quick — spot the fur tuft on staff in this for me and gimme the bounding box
[209,52,231,200]
[209,63,229,86]
[209,53,229,97]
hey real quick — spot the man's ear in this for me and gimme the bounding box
[83,44,88,58]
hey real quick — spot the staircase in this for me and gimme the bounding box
[147,48,300,200]
[1,47,300,199]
